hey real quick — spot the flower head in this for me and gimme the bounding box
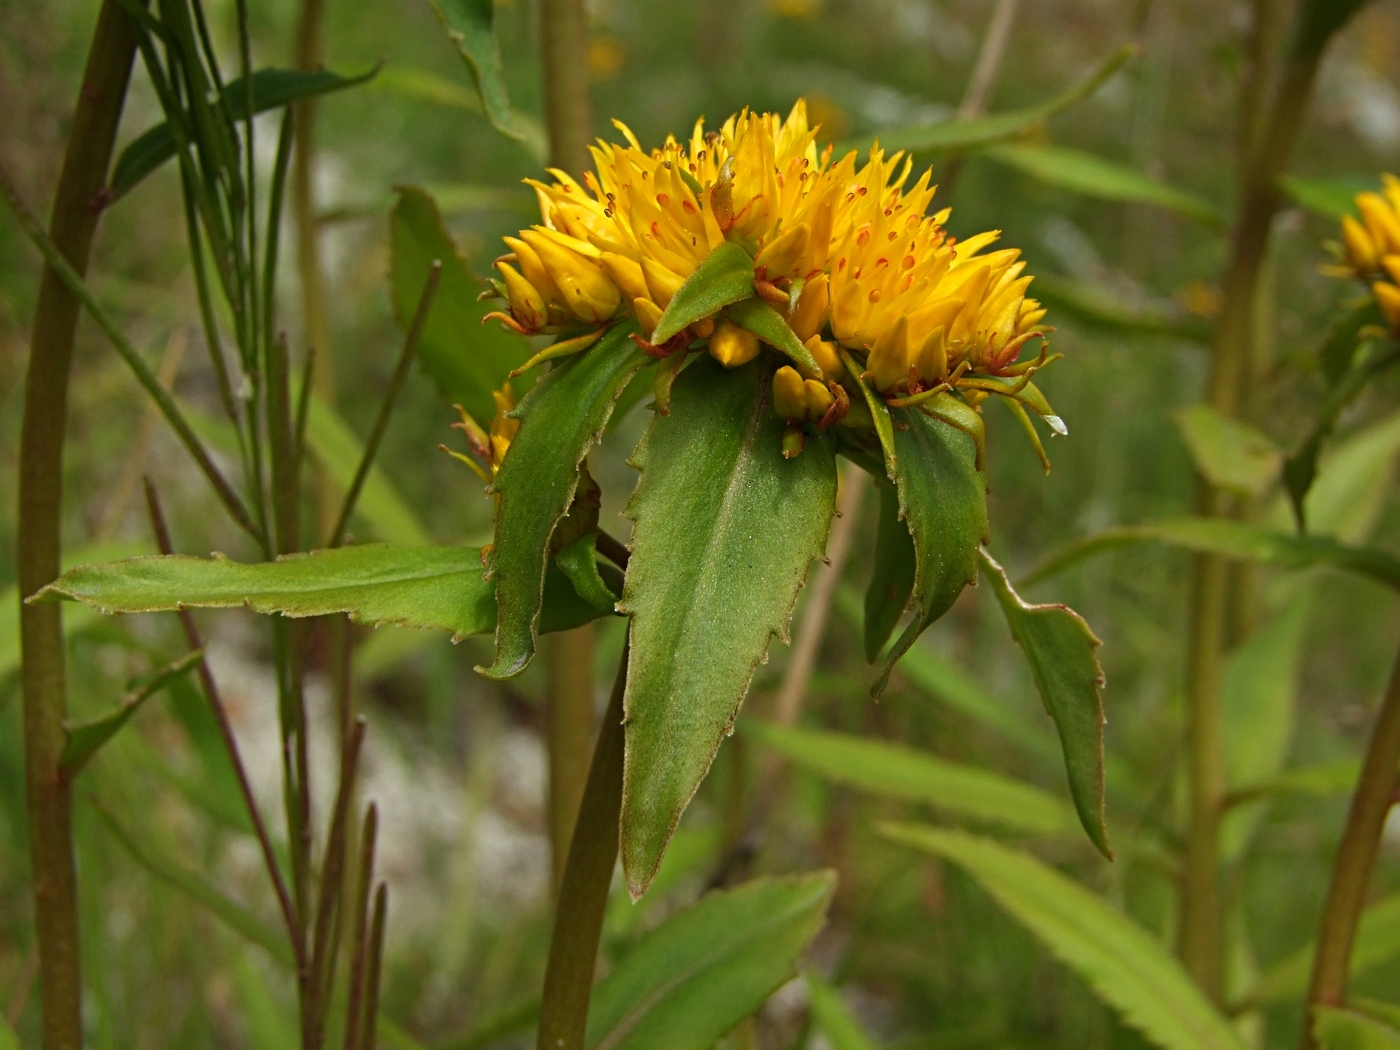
[1330,174,1400,331]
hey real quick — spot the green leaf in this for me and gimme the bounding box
[1024,517,1400,592]
[652,242,756,345]
[61,648,205,776]
[555,532,622,613]
[841,348,898,476]
[110,66,377,199]
[980,551,1109,857]
[1245,895,1400,1008]
[871,408,988,697]
[881,825,1247,1050]
[1283,401,1400,545]
[303,392,431,546]
[1031,274,1212,343]
[232,952,298,1050]
[390,185,530,424]
[985,144,1224,227]
[1293,0,1372,60]
[863,482,916,661]
[423,0,518,137]
[745,720,1076,836]
[372,66,548,161]
[838,45,1135,157]
[805,973,879,1050]
[585,872,836,1050]
[482,322,648,679]
[727,297,823,375]
[619,357,836,896]
[1174,404,1282,498]
[34,544,607,640]
[1281,175,1373,220]
[1314,1007,1400,1050]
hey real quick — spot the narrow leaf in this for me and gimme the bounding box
[1024,517,1400,591]
[727,297,823,375]
[863,482,916,661]
[840,347,897,476]
[980,551,1109,856]
[745,720,1076,836]
[881,825,1247,1050]
[619,357,836,896]
[1314,1007,1400,1050]
[652,242,756,345]
[61,648,205,776]
[585,872,836,1050]
[805,973,879,1050]
[424,0,518,138]
[985,144,1225,227]
[481,321,648,678]
[35,545,607,640]
[871,408,988,697]
[110,66,377,199]
[838,45,1134,156]
[1174,404,1282,498]
[390,186,530,424]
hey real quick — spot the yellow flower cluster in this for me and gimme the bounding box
[1337,174,1400,330]
[486,100,1049,404]
[443,383,519,485]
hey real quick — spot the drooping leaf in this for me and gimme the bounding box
[980,551,1109,856]
[863,482,916,661]
[728,297,823,375]
[61,648,205,776]
[1174,404,1282,498]
[871,408,988,697]
[838,45,1134,157]
[109,66,378,199]
[481,322,648,678]
[1245,895,1400,1008]
[35,544,608,640]
[1024,517,1400,592]
[303,391,431,546]
[619,357,836,896]
[985,144,1225,227]
[554,532,622,613]
[390,186,530,424]
[881,825,1247,1050]
[805,973,880,1050]
[745,720,1076,836]
[652,242,756,345]
[585,872,836,1050]
[1313,1007,1400,1050]
[423,0,518,137]
[373,66,549,161]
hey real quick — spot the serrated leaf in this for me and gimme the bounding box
[727,297,822,375]
[881,825,1247,1050]
[61,648,205,776]
[1174,404,1282,498]
[652,242,756,344]
[805,973,879,1050]
[424,0,518,138]
[863,482,916,661]
[838,45,1134,157]
[481,322,648,678]
[979,551,1109,856]
[1024,517,1400,592]
[871,408,988,697]
[109,65,377,199]
[1245,895,1400,1008]
[619,357,836,896]
[585,872,835,1050]
[745,720,1076,836]
[390,186,530,424]
[1314,1007,1400,1050]
[34,544,607,640]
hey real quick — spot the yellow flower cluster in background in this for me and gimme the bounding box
[1336,174,1400,330]
[485,101,1050,408]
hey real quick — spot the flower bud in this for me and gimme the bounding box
[789,274,830,342]
[633,297,664,341]
[497,261,546,331]
[504,236,562,304]
[772,365,808,420]
[867,314,912,393]
[521,230,621,324]
[914,326,948,384]
[642,257,686,308]
[800,335,844,382]
[804,379,834,420]
[709,321,760,368]
[1343,215,1380,274]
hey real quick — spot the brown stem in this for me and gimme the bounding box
[16,3,141,1044]
[540,0,593,175]
[536,645,628,1050]
[1300,642,1400,1049]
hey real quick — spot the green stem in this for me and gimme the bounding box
[1300,640,1400,1049]
[537,645,628,1050]
[540,0,593,175]
[16,3,141,1045]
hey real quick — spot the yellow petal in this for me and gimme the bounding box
[708,321,760,368]
[801,335,844,382]
[497,261,546,330]
[600,252,650,302]
[641,257,686,308]
[773,365,808,420]
[633,297,664,340]
[867,313,912,393]
[1375,281,1400,329]
[1343,214,1380,273]
[914,326,947,383]
[789,273,830,342]
[755,223,811,279]
[1359,193,1400,254]
[522,230,621,323]
[803,378,834,420]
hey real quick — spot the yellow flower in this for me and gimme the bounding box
[1331,175,1400,331]
[444,383,518,485]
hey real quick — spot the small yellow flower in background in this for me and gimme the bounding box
[587,36,625,81]
[1330,174,1400,330]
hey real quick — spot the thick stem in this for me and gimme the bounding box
[536,645,628,1050]
[1300,642,1400,1049]
[16,3,140,1044]
[540,0,593,175]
